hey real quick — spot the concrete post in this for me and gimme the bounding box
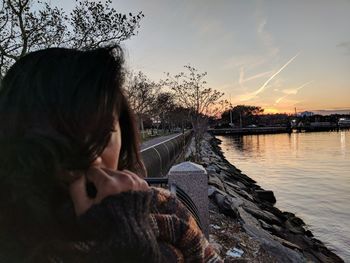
[168,162,209,238]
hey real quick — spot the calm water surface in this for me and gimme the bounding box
[216,131,350,261]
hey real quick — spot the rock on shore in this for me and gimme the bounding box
[196,133,344,262]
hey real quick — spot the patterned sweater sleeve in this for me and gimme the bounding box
[150,187,223,263]
[78,190,161,263]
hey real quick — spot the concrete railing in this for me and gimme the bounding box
[146,161,209,239]
[142,133,209,238]
[168,162,209,238]
[141,131,192,178]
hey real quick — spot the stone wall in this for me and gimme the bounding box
[200,133,344,262]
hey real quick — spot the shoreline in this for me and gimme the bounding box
[199,133,344,262]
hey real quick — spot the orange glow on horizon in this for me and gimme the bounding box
[263,107,294,114]
[263,108,280,114]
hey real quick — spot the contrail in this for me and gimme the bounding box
[238,68,273,89]
[243,70,274,82]
[296,80,313,91]
[275,80,313,104]
[239,67,244,89]
[275,95,287,104]
[253,53,300,96]
[236,52,300,102]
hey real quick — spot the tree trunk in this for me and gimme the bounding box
[140,115,145,139]
[239,111,243,128]
[191,114,203,162]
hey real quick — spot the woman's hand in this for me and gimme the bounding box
[69,168,149,216]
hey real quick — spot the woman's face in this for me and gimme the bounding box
[92,121,121,170]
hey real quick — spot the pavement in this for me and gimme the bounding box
[141,133,182,151]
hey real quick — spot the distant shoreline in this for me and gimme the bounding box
[209,126,350,135]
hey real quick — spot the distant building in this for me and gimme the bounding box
[338,118,350,127]
[298,111,314,117]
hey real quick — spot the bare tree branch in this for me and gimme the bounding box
[0,0,144,81]
[161,65,224,161]
[124,71,160,132]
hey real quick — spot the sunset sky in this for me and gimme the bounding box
[58,0,350,114]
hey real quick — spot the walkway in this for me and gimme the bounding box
[141,133,182,151]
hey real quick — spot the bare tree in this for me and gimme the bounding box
[170,106,192,129]
[0,0,144,81]
[70,0,143,50]
[162,65,224,161]
[124,71,159,136]
[205,99,230,120]
[153,92,176,132]
[0,0,67,79]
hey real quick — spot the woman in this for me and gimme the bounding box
[0,46,222,262]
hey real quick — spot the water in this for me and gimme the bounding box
[216,131,350,261]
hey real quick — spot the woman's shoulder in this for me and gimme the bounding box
[149,187,223,262]
[149,187,200,232]
[150,187,174,207]
[150,187,186,215]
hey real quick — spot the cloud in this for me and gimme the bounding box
[337,41,350,55]
[257,19,266,34]
[223,54,267,70]
[257,18,279,57]
[285,80,313,94]
[275,96,287,104]
[312,109,350,115]
[282,89,299,95]
[239,67,245,89]
[243,70,274,83]
[238,67,273,89]
[235,53,299,102]
[277,98,305,108]
[275,81,313,104]
[197,19,223,37]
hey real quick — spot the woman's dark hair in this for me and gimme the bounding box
[0,47,145,260]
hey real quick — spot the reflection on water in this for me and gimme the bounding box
[217,131,350,261]
[341,131,346,157]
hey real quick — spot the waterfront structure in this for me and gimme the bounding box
[298,111,314,117]
[338,118,350,127]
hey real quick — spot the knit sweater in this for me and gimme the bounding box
[0,187,222,262]
[0,186,216,263]
[73,187,222,263]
